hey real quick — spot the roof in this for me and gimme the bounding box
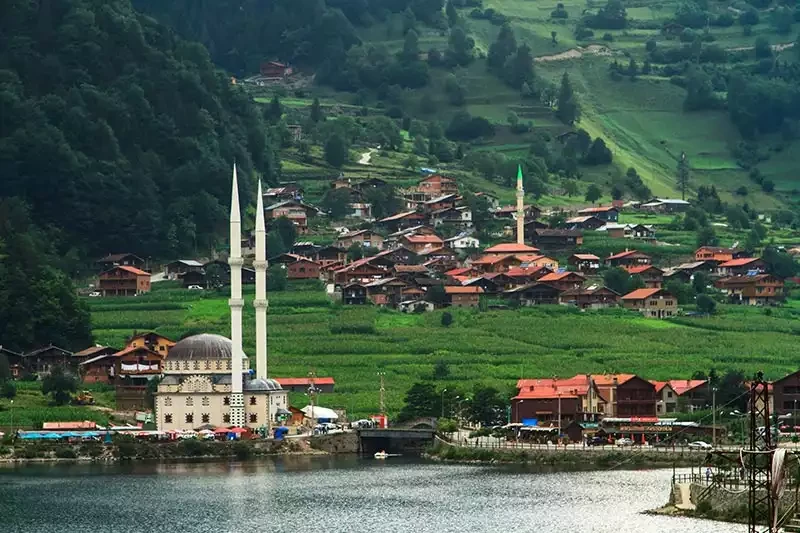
[561,285,618,297]
[696,246,740,254]
[444,286,484,294]
[113,345,162,358]
[274,377,335,386]
[719,257,760,267]
[676,261,710,270]
[104,265,150,276]
[578,205,618,213]
[606,250,649,261]
[264,199,318,213]
[301,405,339,419]
[539,271,584,282]
[570,254,600,261]
[424,194,458,204]
[514,375,591,399]
[98,253,141,262]
[394,265,429,273]
[621,288,664,300]
[445,267,476,277]
[484,243,540,254]
[592,374,637,386]
[402,235,444,244]
[566,216,598,224]
[24,345,73,358]
[505,266,549,278]
[649,380,670,393]
[338,229,375,239]
[533,229,582,237]
[668,379,708,395]
[167,259,203,267]
[642,198,691,206]
[623,265,662,275]
[471,254,519,266]
[716,274,779,286]
[74,345,115,358]
[379,210,419,222]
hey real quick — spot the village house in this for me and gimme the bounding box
[260,60,293,79]
[270,254,321,280]
[113,344,167,409]
[445,286,483,308]
[565,215,605,230]
[342,283,368,305]
[673,261,715,277]
[126,332,175,357]
[430,206,473,229]
[568,254,601,273]
[96,253,145,271]
[577,205,619,222]
[770,370,800,417]
[623,265,664,289]
[22,345,75,375]
[604,250,652,268]
[354,177,390,192]
[559,285,620,309]
[314,246,348,264]
[621,288,677,318]
[639,198,691,213]
[597,223,627,239]
[364,278,409,307]
[512,376,606,425]
[483,243,541,257]
[73,345,117,365]
[263,184,303,202]
[163,260,204,279]
[378,210,427,232]
[417,174,459,198]
[537,271,586,291]
[651,381,679,415]
[423,194,459,212]
[348,202,373,221]
[470,254,523,274]
[274,377,335,394]
[0,346,24,379]
[392,264,429,281]
[400,234,444,253]
[504,282,563,306]
[593,374,657,417]
[627,224,656,240]
[529,229,583,249]
[662,267,692,284]
[98,265,151,296]
[444,233,480,251]
[264,200,318,234]
[694,246,747,264]
[474,191,500,210]
[335,230,385,250]
[505,266,552,286]
[494,204,542,221]
[518,254,559,270]
[715,257,766,277]
[668,380,710,411]
[714,274,784,305]
[332,258,387,285]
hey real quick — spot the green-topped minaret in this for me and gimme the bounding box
[516,164,525,245]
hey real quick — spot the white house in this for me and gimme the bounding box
[444,233,480,251]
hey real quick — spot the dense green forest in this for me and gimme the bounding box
[0,0,279,260]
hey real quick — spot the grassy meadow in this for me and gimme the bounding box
[81,281,800,420]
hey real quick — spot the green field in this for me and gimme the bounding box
[82,282,800,420]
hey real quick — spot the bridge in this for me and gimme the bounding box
[357,427,436,455]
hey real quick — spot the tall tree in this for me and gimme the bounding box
[504,45,535,90]
[325,134,348,168]
[397,382,440,422]
[585,184,602,203]
[446,1,459,26]
[555,72,579,124]
[42,367,78,406]
[310,97,324,123]
[401,30,420,61]
[677,152,691,200]
[487,23,517,71]
[447,26,475,66]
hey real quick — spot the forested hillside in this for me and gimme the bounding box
[0,0,278,260]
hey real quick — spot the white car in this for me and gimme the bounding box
[688,441,713,450]
[616,438,634,447]
[88,291,101,297]
[187,285,204,290]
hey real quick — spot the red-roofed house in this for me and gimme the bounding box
[716,257,766,277]
[512,375,606,424]
[417,174,458,198]
[694,246,746,264]
[335,230,384,250]
[98,265,151,296]
[604,250,652,268]
[577,205,619,222]
[470,254,523,274]
[568,253,601,273]
[650,381,678,414]
[505,266,552,285]
[274,377,335,393]
[621,288,677,318]
[668,379,710,411]
[559,285,619,309]
[400,234,445,253]
[593,374,656,417]
[483,243,540,256]
[516,254,559,270]
[537,271,586,291]
[623,265,663,289]
[503,282,563,305]
[445,286,483,307]
[714,274,784,305]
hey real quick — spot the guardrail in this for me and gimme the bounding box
[460,438,716,453]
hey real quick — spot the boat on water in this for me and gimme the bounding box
[374,451,389,460]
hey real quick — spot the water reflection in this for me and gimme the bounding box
[0,458,746,533]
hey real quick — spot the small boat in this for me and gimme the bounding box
[374,451,389,460]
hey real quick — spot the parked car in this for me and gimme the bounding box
[88,291,101,297]
[187,285,204,290]
[351,419,375,429]
[587,436,609,446]
[688,441,713,450]
[615,438,634,447]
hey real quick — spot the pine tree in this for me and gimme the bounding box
[446,1,458,26]
[555,72,579,125]
[487,23,517,71]
[267,95,282,123]
[402,29,420,61]
[677,152,690,200]
[504,44,535,90]
[310,97,324,123]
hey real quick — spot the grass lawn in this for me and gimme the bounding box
[81,281,800,420]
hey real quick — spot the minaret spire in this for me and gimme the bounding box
[254,179,268,380]
[516,164,525,245]
[228,163,245,427]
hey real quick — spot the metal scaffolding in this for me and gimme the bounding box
[748,371,775,533]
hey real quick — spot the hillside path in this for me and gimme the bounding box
[726,41,794,52]
[535,45,613,62]
[358,148,376,165]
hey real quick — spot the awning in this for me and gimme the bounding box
[300,405,338,420]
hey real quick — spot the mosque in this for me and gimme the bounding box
[154,166,289,431]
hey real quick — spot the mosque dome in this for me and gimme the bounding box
[168,334,235,361]
[245,378,283,391]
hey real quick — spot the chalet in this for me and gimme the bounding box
[577,205,619,222]
[23,345,74,375]
[470,254,523,274]
[662,268,691,284]
[393,265,429,280]
[444,233,480,251]
[444,267,480,284]
[623,265,663,289]
[494,204,542,221]
[640,198,691,213]
[504,282,563,306]
[365,278,409,307]
[274,377,335,394]
[114,344,166,409]
[716,257,766,277]
[568,254,601,273]
[461,276,505,295]
[126,332,175,356]
[181,270,206,288]
[400,234,444,253]
[445,286,483,308]
[423,194,459,212]
[374,246,418,266]
[73,345,117,364]
[260,60,293,79]
[512,376,606,425]
[597,223,627,239]
[474,191,500,210]
[695,246,746,264]
[378,211,427,232]
[332,259,387,285]
[99,265,151,296]
[522,220,550,234]
[315,246,347,263]
[482,273,517,292]
[770,370,800,416]
[627,224,656,240]
[537,271,586,291]
[163,260,203,279]
[505,266,552,285]
[354,177,389,191]
[604,250,652,268]
[263,184,303,202]
[0,346,24,379]
[669,379,710,411]
[336,230,384,250]
[483,243,540,257]
[714,274,784,305]
[517,254,559,270]
[621,288,677,318]
[565,216,605,230]
[417,174,458,198]
[651,381,678,415]
[530,229,583,248]
[593,374,657,417]
[96,253,145,271]
[79,353,115,384]
[264,200,319,233]
[342,283,368,305]
[430,206,472,228]
[559,285,620,309]
[673,261,715,276]
[287,257,321,279]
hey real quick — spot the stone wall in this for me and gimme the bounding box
[309,432,359,454]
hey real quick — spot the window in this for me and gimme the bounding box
[667,391,673,399]
[165,414,173,423]
[202,396,210,406]
[223,414,231,423]
[185,413,194,424]
[226,360,232,370]
[165,397,173,407]
[193,361,200,370]
[159,345,165,352]
[216,360,222,370]
[250,396,257,406]
[249,413,258,424]
[204,360,210,370]
[183,361,190,370]
[201,414,210,423]
[784,386,800,395]
[186,397,193,407]
[224,396,230,406]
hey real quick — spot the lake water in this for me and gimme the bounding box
[0,457,746,533]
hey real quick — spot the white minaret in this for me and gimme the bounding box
[254,180,268,380]
[516,164,525,245]
[228,164,246,427]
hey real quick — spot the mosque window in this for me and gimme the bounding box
[165,414,173,423]
[204,360,210,370]
[223,414,231,423]
[186,397,194,407]
[250,396,257,406]
[224,396,230,406]
[193,361,200,370]
[183,361,190,370]
[249,414,258,424]
[201,414,210,424]
[165,397,172,407]
[226,360,232,370]
[185,413,194,424]
[202,397,209,406]
[216,361,222,370]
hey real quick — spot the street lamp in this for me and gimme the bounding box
[454,396,460,421]
[712,387,718,447]
[10,399,13,437]
[441,388,447,419]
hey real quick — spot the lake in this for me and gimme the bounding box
[0,457,746,532]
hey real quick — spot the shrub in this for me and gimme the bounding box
[441,311,454,327]
[55,447,77,459]
[603,32,614,41]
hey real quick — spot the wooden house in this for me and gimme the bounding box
[315,246,347,263]
[577,205,619,222]
[483,243,540,257]
[537,271,586,291]
[342,283,368,305]
[23,345,75,375]
[530,229,583,248]
[559,286,620,309]
[565,216,605,230]
[621,288,677,318]
[96,253,145,271]
[470,254,523,274]
[445,286,483,307]
[335,230,384,250]
[98,265,151,296]
[568,254,601,273]
[417,174,458,198]
[714,274,784,305]
[164,260,203,279]
[332,259,387,285]
[126,332,175,356]
[505,266,552,286]
[400,234,444,253]
[0,346,24,379]
[378,211,427,232]
[260,61,293,79]
[716,257,766,277]
[623,265,664,289]
[504,282,563,306]
[364,278,408,307]
[694,246,747,264]
[604,250,652,268]
[264,200,318,234]
[263,184,303,202]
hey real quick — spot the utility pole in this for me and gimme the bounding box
[308,370,317,430]
[712,387,717,447]
[441,387,448,419]
[557,392,562,437]
[378,372,386,416]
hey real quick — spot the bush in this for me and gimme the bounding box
[441,311,454,327]
[603,32,614,41]
[232,441,252,460]
[55,447,77,459]
[437,418,458,432]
